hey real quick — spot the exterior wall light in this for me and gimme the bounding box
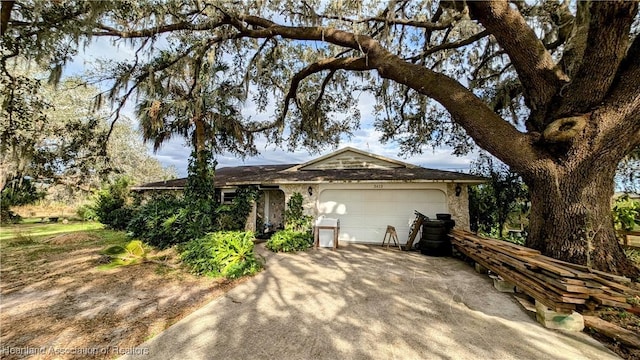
[308,186,313,196]
[455,184,462,197]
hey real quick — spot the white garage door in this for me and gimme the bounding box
[318,189,448,244]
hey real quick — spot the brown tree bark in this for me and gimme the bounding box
[193,117,206,162]
[525,161,638,277]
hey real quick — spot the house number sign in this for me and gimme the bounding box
[373,184,383,189]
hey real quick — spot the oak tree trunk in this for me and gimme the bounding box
[525,165,639,277]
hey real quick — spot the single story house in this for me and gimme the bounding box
[132,147,486,245]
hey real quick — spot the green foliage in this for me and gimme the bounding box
[1,177,45,224]
[612,195,640,232]
[179,231,262,279]
[98,240,148,270]
[266,229,313,253]
[76,204,97,221]
[284,192,313,232]
[469,153,529,238]
[180,150,218,239]
[217,186,259,231]
[127,151,222,248]
[126,193,185,248]
[93,177,133,230]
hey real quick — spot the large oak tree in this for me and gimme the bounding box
[2,1,639,275]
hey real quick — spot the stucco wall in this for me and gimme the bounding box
[279,184,319,219]
[447,183,471,231]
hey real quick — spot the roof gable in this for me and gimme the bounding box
[287,147,415,171]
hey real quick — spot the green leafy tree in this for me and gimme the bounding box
[93,176,133,230]
[469,153,529,238]
[3,1,640,275]
[616,146,640,193]
[0,177,45,223]
[0,62,175,201]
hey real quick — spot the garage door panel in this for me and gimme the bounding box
[318,189,448,244]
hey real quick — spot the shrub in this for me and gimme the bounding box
[93,177,133,230]
[217,186,259,231]
[126,194,185,248]
[284,192,313,232]
[266,229,313,253]
[76,204,97,221]
[180,231,262,279]
[613,195,640,232]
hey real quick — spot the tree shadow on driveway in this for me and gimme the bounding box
[123,244,618,360]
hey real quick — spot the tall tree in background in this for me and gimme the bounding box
[135,57,257,162]
[0,61,175,198]
[2,1,639,275]
[469,153,528,239]
[617,146,640,193]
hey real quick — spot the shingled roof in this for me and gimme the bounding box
[132,162,486,191]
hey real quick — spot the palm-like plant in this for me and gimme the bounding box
[136,56,257,160]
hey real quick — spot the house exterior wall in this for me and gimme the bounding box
[447,183,470,231]
[256,190,286,231]
[279,184,319,219]
[299,151,403,170]
[287,182,470,232]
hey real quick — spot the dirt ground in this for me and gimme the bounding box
[0,231,244,360]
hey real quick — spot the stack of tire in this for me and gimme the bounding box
[420,213,455,256]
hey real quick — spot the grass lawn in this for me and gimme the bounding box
[0,220,106,242]
[0,220,243,360]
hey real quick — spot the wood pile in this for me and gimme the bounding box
[450,229,640,314]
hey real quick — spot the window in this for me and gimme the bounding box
[221,190,236,204]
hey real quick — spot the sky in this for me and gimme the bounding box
[66,38,477,178]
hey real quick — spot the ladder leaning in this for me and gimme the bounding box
[405,210,428,250]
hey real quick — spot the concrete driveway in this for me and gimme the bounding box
[122,244,618,360]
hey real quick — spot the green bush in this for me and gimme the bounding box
[216,186,259,231]
[76,204,97,221]
[284,192,313,232]
[613,195,640,232]
[266,229,313,253]
[126,194,186,248]
[180,231,262,279]
[93,177,133,230]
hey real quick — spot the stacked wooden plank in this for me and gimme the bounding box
[449,229,640,314]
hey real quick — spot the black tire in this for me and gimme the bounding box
[420,240,452,256]
[443,219,456,229]
[423,220,445,228]
[436,213,452,221]
[420,239,445,249]
[422,227,448,236]
[423,234,449,242]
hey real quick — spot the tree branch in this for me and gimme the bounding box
[221,13,540,169]
[277,57,372,128]
[553,1,638,117]
[291,11,460,31]
[0,0,14,35]
[597,34,640,158]
[93,19,229,38]
[405,30,489,62]
[468,1,568,111]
